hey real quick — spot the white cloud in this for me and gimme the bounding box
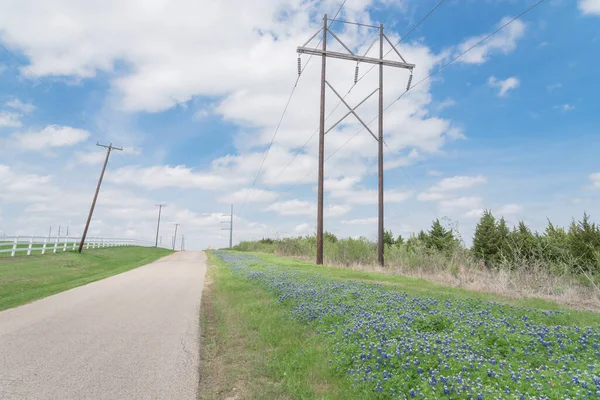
[294,223,312,234]
[5,99,35,113]
[417,191,447,201]
[325,204,351,217]
[266,200,313,216]
[341,217,377,225]
[108,164,246,190]
[579,0,600,15]
[0,165,53,202]
[465,208,484,218]
[323,177,361,191]
[0,111,22,127]
[429,175,487,192]
[74,151,106,165]
[13,125,90,150]
[590,173,600,188]
[218,188,279,204]
[436,98,456,111]
[496,203,523,215]
[419,175,486,202]
[487,76,520,97]
[439,196,483,210]
[555,104,575,112]
[455,17,526,64]
[264,200,350,217]
[330,188,413,205]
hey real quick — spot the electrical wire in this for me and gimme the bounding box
[237,0,348,216]
[281,0,548,195]
[269,0,447,183]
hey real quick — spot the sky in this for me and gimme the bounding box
[0,0,599,250]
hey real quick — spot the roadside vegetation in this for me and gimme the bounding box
[233,212,600,311]
[0,246,172,311]
[202,250,600,399]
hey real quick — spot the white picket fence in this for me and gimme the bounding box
[0,235,155,257]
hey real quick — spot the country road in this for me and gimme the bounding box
[0,251,207,400]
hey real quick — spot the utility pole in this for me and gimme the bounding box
[78,143,123,253]
[172,224,180,251]
[220,204,234,249]
[377,23,384,267]
[181,235,185,251]
[297,16,414,266]
[66,226,69,237]
[58,225,61,237]
[48,226,52,238]
[316,14,327,265]
[155,204,166,247]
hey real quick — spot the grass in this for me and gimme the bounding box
[202,250,600,399]
[200,251,356,400]
[251,252,600,324]
[0,246,173,311]
[233,237,600,312]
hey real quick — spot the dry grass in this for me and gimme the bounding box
[199,276,251,400]
[345,261,600,312]
[274,251,600,313]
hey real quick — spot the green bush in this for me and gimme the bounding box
[233,212,600,279]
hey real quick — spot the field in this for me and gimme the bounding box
[202,250,600,399]
[0,246,173,311]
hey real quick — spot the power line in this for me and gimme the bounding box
[269,0,447,183]
[237,0,348,216]
[280,0,547,194]
[0,41,51,89]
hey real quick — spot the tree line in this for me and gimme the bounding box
[383,211,600,274]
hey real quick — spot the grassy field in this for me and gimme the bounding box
[0,246,173,311]
[201,250,600,399]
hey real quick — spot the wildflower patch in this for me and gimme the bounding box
[215,251,600,399]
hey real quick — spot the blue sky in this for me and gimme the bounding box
[0,0,599,249]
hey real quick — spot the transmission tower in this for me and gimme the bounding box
[297,14,415,266]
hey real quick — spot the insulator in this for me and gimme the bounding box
[297,56,302,76]
[406,73,413,91]
[354,64,359,84]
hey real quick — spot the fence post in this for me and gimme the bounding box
[101,238,105,248]
[72,238,77,251]
[42,237,47,255]
[63,237,68,252]
[53,236,58,253]
[11,236,18,257]
[27,236,33,255]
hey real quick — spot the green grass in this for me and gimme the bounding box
[201,250,600,399]
[0,246,173,311]
[250,251,600,325]
[201,251,356,400]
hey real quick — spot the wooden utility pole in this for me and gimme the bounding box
[155,204,166,247]
[316,14,327,265]
[377,23,385,266]
[220,204,234,248]
[78,143,122,253]
[298,16,415,267]
[172,224,180,251]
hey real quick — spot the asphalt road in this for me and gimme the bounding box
[0,251,207,400]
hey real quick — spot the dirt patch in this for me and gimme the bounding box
[198,274,251,400]
[198,277,221,399]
